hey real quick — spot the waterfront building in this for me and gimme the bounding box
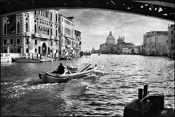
[132,46,140,54]
[168,24,174,59]
[58,14,75,59]
[1,10,60,59]
[118,42,135,54]
[1,10,81,60]
[74,30,82,57]
[91,47,99,54]
[143,31,168,56]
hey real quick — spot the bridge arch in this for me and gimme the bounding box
[1,0,174,21]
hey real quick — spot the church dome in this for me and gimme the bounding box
[117,36,125,44]
[106,31,116,44]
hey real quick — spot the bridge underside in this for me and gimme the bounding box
[1,0,174,21]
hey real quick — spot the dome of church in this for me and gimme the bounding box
[117,36,125,44]
[106,31,116,44]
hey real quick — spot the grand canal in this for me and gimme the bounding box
[1,54,174,116]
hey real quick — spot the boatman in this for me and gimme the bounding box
[54,63,65,74]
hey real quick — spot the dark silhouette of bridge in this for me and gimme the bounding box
[1,0,174,21]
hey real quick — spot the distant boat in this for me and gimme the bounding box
[40,57,53,62]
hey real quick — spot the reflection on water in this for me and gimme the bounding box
[1,54,174,116]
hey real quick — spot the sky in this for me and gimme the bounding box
[58,8,173,51]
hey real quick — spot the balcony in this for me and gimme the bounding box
[33,33,50,39]
[23,32,31,37]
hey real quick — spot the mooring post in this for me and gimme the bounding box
[138,88,143,109]
[143,85,148,102]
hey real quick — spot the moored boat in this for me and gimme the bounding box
[12,57,42,63]
[123,85,174,117]
[39,64,97,83]
[40,57,53,62]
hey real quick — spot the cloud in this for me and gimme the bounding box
[58,9,173,51]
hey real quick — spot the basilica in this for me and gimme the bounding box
[99,31,134,54]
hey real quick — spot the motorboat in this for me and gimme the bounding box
[39,64,97,83]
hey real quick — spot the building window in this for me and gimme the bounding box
[17,38,20,45]
[35,48,37,53]
[26,48,29,53]
[171,30,173,35]
[17,48,21,53]
[48,47,50,54]
[26,22,29,32]
[3,39,7,45]
[10,39,13,45]
[51,41,53,46]
[10,49,13,53]
[38,46,41,54]
[4,22,7,35]
[35,40,37,45]
[17,22,20,34]
[171,39,173,44]
[27,39,29,44]
[56,14,57,21]
[171,46,174,50]
[4,48,7,53]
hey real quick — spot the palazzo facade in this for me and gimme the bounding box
[1,10,82,59]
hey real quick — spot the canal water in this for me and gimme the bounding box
[1,54,174,116]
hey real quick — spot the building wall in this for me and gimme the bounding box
[122,48,129,54]
[1,14,23,53]
[168,24,174,59]
[143,31,168,56]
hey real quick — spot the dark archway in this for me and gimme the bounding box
[42,42,47,56]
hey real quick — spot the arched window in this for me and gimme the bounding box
[17,22,20,34]
[34,24,37,33]
[26,22,29,32]
[26,48,29,53]
[17,48,21,53]
[47,28,49,35]
[35,48,37,53]
[51,29,52,36]
[48,47,50,54]
[3,39,7,45]
[38,46,41,54]
[4,23,7,35]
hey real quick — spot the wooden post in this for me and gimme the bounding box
[143,85,148,102]
[138,88,143,110]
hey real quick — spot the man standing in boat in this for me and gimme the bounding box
[54,63,65,74]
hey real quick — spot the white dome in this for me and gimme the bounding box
[106,31,116,44]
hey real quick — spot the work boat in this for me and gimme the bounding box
[38,64,97,83]
[123,85,174,117]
